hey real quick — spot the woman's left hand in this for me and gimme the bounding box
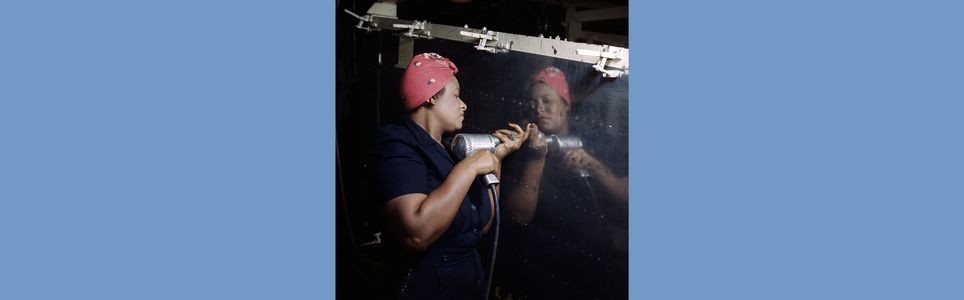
[491,123,530,159]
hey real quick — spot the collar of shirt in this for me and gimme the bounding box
[404,116,456,165]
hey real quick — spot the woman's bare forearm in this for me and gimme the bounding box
[504,158,545,225]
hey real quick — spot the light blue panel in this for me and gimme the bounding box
[632,1,964,299]
[1,0,331,299]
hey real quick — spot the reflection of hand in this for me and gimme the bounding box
[524,124,548,159]
[492,123,530,159]
[564,148,601,173]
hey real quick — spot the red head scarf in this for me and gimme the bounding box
[400,53,459,111]
[532,67,571,106]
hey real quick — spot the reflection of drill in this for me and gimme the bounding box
[548,134,608,295]
[545,135,589,178]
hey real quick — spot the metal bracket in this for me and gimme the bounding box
[365,1,398,19]
[359,232,382,247]
[576,45,626,78]
[460,27,511,53]
[344,9,376,32]
[393,20,432,39]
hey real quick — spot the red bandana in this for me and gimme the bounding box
[400,53,459,111]
[532,67,571,105]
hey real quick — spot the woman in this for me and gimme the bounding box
[507,66,627,224]
[498,66,628,299]
[370,53,531,299]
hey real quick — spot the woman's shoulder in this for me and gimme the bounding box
[375,123,413,142]
[372,123,420,155]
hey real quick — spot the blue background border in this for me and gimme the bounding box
[3,0,962,299]
[633,1,963,299]
[3,0,330,299]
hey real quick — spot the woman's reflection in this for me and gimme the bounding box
[496,67,628,299]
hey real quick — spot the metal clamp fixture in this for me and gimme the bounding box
[393,20,432,39]
[344,9,376,32]
[344,1,398,32]
[576,45,626,78]
[460,27,511,53]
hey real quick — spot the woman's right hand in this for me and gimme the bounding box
[464,150,500,175]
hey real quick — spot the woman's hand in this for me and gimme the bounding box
[564,148,603,174]
[463,150,500,175]
[564,148,629,206]
[491,123,531,160]
[523,124,548,159]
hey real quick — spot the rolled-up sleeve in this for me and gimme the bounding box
[371,139,430,203]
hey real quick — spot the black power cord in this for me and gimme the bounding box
[483,184,500,300]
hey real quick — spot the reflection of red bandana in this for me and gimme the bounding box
[532,67,571,105]
[400,53,459,111]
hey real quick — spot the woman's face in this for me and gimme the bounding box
[429,77,466,132]
[530,82,569,134]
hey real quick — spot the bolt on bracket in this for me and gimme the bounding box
[393,20,432,39]
[460,27,511,53]
[576,45,626,78]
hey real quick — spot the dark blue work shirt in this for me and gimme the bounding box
[370,116,492,299]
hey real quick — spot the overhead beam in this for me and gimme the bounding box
[358,15,629,73]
